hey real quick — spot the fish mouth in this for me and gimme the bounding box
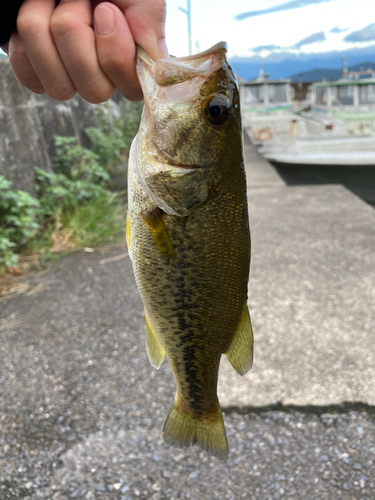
[147,143,199,170]
[137,41,227,68]
[137,42,229,90]
[167,41,228,63]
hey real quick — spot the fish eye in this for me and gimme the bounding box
[203,94,230,126]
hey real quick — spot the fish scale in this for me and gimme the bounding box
[127,42,254,458]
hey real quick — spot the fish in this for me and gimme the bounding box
[127,42,253,458]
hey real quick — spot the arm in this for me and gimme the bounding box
[0,0,168,103]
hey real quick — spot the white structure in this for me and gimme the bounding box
[240,74,295,146]
[259,76,375,165]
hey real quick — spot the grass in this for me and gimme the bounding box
[0,98,142,279]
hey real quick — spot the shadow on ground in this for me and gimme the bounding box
[271,162,375,207]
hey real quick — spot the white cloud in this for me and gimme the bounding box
[165,0,375,57]
[234,0,337,21]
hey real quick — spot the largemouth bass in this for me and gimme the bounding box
[127,42,253,458]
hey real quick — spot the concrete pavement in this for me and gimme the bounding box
[1,135,374,499]
[243,138,285,188]
[220,138,375,406]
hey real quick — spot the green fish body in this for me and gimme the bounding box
[127,42,253,458]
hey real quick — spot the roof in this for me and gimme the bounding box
[241,79,291,86]
[311,78,375,87]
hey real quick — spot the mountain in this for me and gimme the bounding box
[288,62,375,82]
[288,67,342,82]
[230,57,348,81]
[229,46,375,82]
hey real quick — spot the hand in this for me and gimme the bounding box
[1,0,168,103]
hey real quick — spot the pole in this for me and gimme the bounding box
[187,0,192,55]
[178,0,192,55]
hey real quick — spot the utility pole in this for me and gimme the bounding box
[178,0,192,55]
[342,55,348,79]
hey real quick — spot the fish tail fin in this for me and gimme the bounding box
[162,396,228,459]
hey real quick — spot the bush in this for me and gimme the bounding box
[35,138,110,217]
[0,99,142,272]
[0,175,41,269]
[85,100,142,174]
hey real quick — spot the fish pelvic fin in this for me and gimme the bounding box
[163,396,228,459]
[145,310,165,369]
[126,211,131,255]
[225,302,254,376]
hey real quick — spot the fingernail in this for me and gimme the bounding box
[95,4,116,35]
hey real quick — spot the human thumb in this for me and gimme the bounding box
[112,0,169,61]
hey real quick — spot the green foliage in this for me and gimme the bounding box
[61,193,126,248]
[0,99,142,272]
[0,175,41,268]
[85,100,142,173]
[35,147,110,217]
[54,135,110,182]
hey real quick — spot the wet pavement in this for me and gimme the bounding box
[0,136,374,499]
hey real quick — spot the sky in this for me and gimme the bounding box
[1,0,373,77]
[165,0,375,61]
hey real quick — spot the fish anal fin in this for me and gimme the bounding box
[225,303,254,376]
[163,396,228,459]
[141,208,175,262]
[145,310,165,369]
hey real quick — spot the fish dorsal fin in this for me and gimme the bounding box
[225,303,254,376]
[145,310,165,369]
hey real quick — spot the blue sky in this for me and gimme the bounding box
[166,0,375,60]
[1,1,373,78]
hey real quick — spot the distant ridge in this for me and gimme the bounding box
[230,51,375,82]
[288,61,375,82]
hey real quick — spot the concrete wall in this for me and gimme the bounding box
[0,58,118,195]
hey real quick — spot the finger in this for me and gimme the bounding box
[16,0,77,101]
[94,2,142,101]
[8,32,45,94]
[51,0,115,103]
[112,0,168,62]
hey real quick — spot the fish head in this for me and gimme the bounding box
[134,42,243,215]
[137,42,241,167]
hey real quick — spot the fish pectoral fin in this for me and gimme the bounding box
[145,310,165,369]
[225,303,254,376]
[163,395,228,459]
[126,211,131,255]
[141,208,175,261]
